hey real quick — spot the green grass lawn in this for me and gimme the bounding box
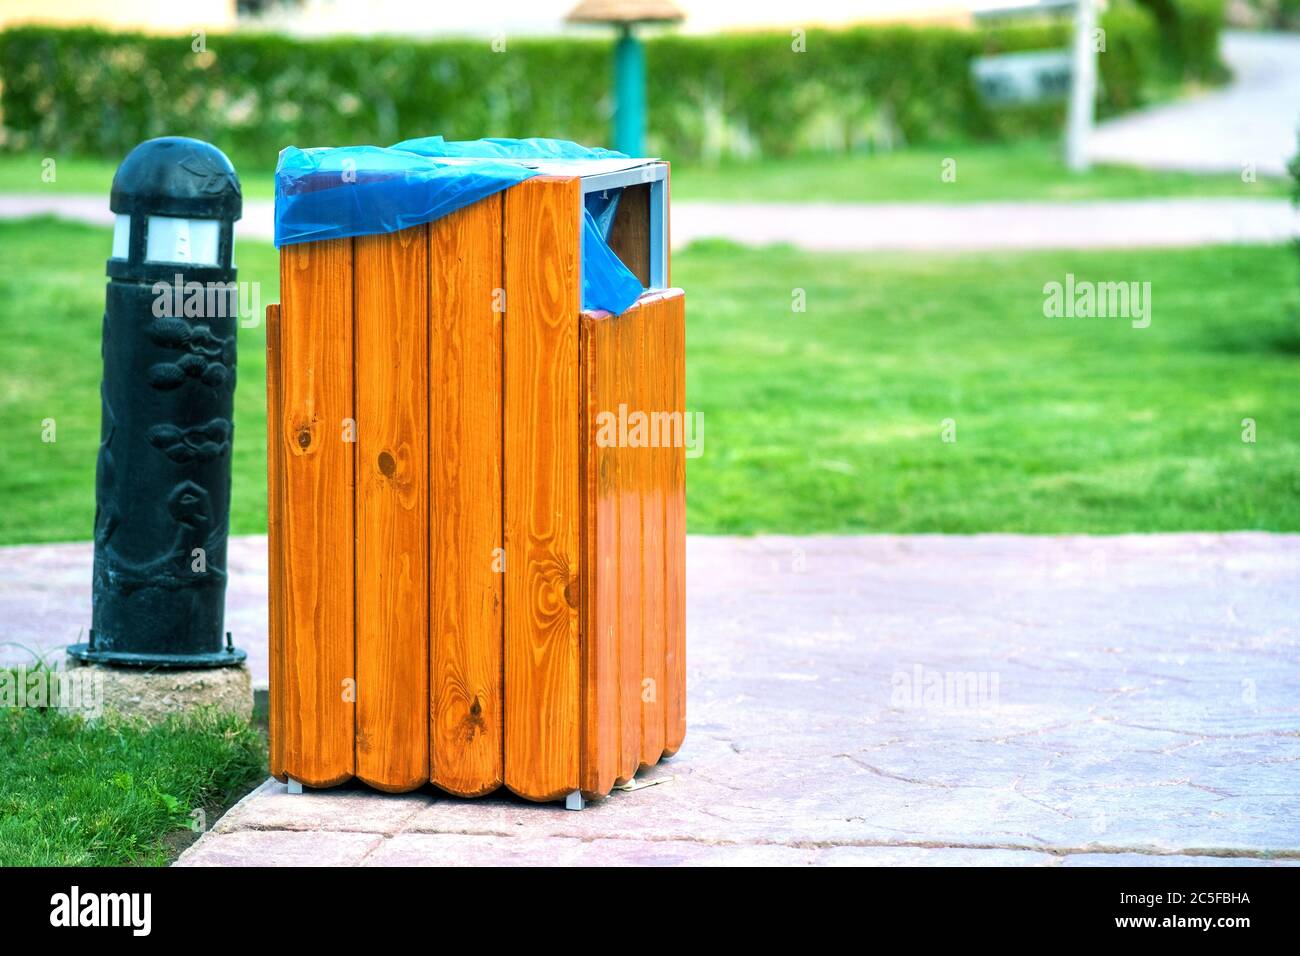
[679,240,1300,533]
[0,139,1286,204]
[0,688,265,865]
[0,219,276,544]
[1,217,1297,542]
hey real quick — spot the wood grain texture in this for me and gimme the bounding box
[354,226,430,792]
[503,177,582,801]
[428,196,504,796]
[266,302,285,782]
[580,313,620,797]
[275,240,356,787]
[613,302,643,785]
[638,300,667,766]
[662,293,687,755]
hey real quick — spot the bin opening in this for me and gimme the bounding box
[579,162,668,295]
[273,137,665,316]
[586,184,649,288]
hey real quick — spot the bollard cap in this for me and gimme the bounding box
[111,137,242,222]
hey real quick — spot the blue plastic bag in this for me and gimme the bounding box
[275,136,644,315]
[581,208,643,316]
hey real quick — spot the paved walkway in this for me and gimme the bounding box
[2,193,1295,252]
[1089,31,1300,178]
[0,536,270,682]
[6,533,1294,865]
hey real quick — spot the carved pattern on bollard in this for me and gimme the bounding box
[70,137,246,669]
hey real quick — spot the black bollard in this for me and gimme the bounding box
[68,137,247,669]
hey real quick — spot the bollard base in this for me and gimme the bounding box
[68,637,247,669]
[67,657,253,722]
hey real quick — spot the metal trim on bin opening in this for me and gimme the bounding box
[581,162,668,291]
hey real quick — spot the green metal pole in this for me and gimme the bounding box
[613,25,646,156]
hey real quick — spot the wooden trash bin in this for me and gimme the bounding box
[265,162,685,803]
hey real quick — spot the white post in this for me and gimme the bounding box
[1066,0,1097,172]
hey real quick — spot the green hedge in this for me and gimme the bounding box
[0,3,1221,168]
[1135,0,1228,85]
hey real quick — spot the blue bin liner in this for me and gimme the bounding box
[275,136,644,315]
[584,188,622,239]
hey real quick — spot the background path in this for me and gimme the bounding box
[1089,31,1300,177]
[1,193,1294,252]
[671,197,1296,250]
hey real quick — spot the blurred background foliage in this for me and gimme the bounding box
[0,0,1225,168]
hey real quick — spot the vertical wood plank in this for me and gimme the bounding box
[614,304,643,785]
[663,294,687,755]
[503,177,582,802]
[354,226,429,792]
[429,196,504,796]
[266,302,285,782]
[580,313,620,797]
[639,301,667,767]
[276,240,356,788]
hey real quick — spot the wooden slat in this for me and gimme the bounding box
[614,303,643,785]
[428,196,504,796]
[580,313,620,796]
[503,177,582,801]
[275,240,356,787]
[266,302,285,782]
[638,301,667,767]
[354,226,430,792]
[663,293,687,755]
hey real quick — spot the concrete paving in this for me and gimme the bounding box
[0,536,270,684]
[2,193,1296,252]
[7,533,1297,864]
[24,531,1272,866]
[1089,31,1300,178]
